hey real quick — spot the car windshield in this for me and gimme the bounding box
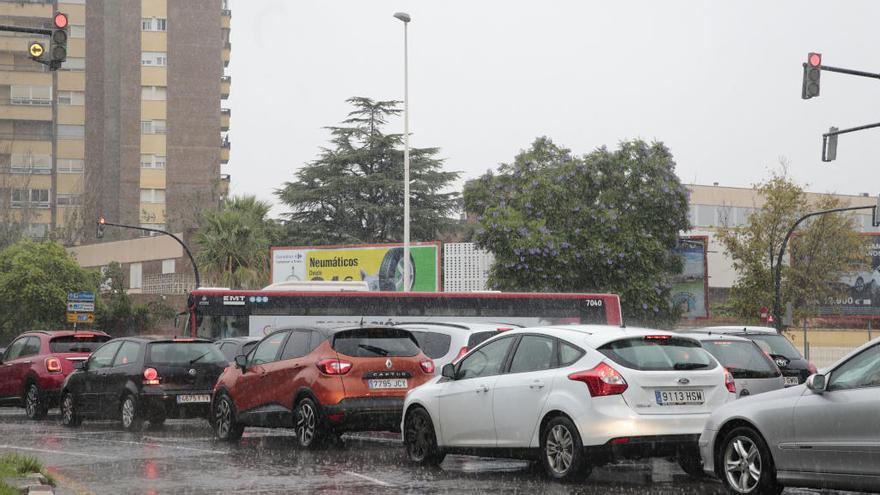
[599,336,716,371]
[147,342,227,365]
[467,331,499,349]
[332,328,420,358]
[700,340,779,379]
[745,334,802,360]
[49,335,111,353]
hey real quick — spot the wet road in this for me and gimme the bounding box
[0,409,867,495]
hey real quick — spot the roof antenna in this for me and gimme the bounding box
[359,315,365,326]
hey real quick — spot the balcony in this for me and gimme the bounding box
[0,1,52,19]
[221,9,231,28]
[220,137,230,164]
[221,108,230,131]
[221,76,230,99]
[0,100,52,121]
[222,46,230,67]
[218,173,230,204]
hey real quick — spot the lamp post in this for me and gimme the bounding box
[393,11,412,291]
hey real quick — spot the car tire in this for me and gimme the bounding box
[294,397,325,449]
[377,248,415,291]
[677,451,707,479]
[213,394,244,442]
[24,382,48,420]
[120,394,144,432]
[540,415,591,482]
[718,427,782,495]
[404,407,445,466]
[60,391,81,427]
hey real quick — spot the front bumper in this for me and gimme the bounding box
[139,388,214,419]
[323,397,405,433]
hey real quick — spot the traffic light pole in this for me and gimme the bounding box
[96,220,201,290]
[772,204,878,332]
[816,64,880,80]
[822,121,880,162]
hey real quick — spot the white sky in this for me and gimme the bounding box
[225,0,880,216]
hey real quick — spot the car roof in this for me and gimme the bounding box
[215,337,260,343]
[113,336,214,344]
[20,330,110,338]
[677,332,751,343]
[503,324,689,348]
[690,326,778,335]
[394,322,519,332]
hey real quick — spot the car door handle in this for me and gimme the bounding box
[529,380,545,389]
[475,384,489,394]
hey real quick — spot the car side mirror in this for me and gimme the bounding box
[441,363,456,380]
[806,373,827,394]
[234,354,248,372]
[73,361,84,370]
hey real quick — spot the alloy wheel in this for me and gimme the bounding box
[215,398,232,438]
[545,424,575,475]
[296,401,316,446]
[724,436,762,493]
[121,396,135,429]
[61,393,75,424]
[24,384,39,418]
[405,411,431,461]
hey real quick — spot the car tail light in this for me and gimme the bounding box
[316,358,352,375]
[497,327,514,332]
[454,346,468,362]
[644,335,671,341]
[420,359,435,374]
[724,368,736,394]
[45,357,62,373]
[568,362,628,397]
[609,437,630,444]
[143,367,160,385]
[807,362,818,375]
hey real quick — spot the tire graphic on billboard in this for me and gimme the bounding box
[378,248,415,291]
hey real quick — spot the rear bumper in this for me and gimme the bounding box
[36,374,67,407]
[139,388,214,419]
[323,397,405,433]
[585,434,701,464]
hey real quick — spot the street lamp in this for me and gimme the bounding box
[393,11,412,291]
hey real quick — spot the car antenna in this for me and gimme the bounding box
[359,316,365,326]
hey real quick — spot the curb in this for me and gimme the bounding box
[2,473,55,495]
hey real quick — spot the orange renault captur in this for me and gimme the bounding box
[211,326,435,447]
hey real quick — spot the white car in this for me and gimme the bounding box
[402,325,735,481]
[394,322,519,371]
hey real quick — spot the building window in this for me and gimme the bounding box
[58,91,85,106]
[140,154,166,169]
[130,263,143,289]
[11,189,50,208]
[58,158,85,173]
[141,86,167,101]
[58,124,85,139]
[141,18,167,32]
[62,58,85,70]
[162,259,175,274]
[56,194,81,207]
[141,52,167,67]
[140,188,165,204]
[69,25,85,38]
[25,223,49,238]
[139,223,165,237]
[10,85,52,106]
[10,154,51,174]
[140,120,166,134]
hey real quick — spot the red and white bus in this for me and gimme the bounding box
[183,288,622,340]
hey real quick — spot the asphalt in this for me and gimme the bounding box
[0,409,868,495]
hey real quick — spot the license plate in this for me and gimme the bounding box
[783,376,800,386]
[655,390,704,405]
[176,394,211,404]
[367,379,408,389]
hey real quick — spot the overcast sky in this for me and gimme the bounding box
[225,0,880,217]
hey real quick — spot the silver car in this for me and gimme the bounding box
[699,337,880,494]
[681,333,784,398]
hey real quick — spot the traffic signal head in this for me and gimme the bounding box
[823,126,838,162]
[53,12,68,29]
[28,42,45,59]
[50,12,68,64]
[802,52,821,99]
[96,217,106,239]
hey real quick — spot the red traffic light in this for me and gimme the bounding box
[53,12,68,29]
[808,52,822,67]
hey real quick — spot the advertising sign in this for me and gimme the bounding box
[820,234,880,316]
[671,236,709,319]
[271,242,440,291]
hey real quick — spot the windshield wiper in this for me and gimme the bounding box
[358,344,389,356]
[189,351,211,365]
[674,362,709,370]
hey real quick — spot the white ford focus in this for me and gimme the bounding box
[402,325,735,481]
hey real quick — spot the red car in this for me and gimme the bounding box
[212,326,435,447]
[0,330,111,419]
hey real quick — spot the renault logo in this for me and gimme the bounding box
[775,357,789,368]
[188,369,198,377]
[385,359,393,369]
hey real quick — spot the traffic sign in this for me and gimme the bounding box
[66,312,94,324]
[67,291,95,302]
[67,302,95,312]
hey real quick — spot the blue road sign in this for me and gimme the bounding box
[67,291,95,302]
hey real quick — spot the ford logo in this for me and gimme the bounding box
[677,377,690,385]
[385,359,393,370]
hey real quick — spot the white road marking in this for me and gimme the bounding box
[0,444,114,460]
[344,471,393,487]
[53,435,228,455]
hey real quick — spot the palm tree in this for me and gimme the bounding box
[196,195,278,289]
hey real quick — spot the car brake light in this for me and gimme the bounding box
[316,358,352,375]
[497,327,514,332]
[807,362,818,375]
[568,362,628,397]
[143,367,160,385]
[420,359,435,374]
[173,338,195,342]
[724,368,736,394]
[609,437,630,444]
[644,335,671,340]
[45,357,62,373]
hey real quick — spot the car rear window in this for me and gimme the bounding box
[408,331,452,359]
[49,334,111,353]
[744,335,802,361]
[147,342,227,365]
[599,336,716,371]
[467,331,498,349]
[700,341,780,379]
[332,328,420,358]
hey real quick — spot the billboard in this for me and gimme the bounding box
[270,242,440,291]
[671,236,709,319]
[819,234,880,316]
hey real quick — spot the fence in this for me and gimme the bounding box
[142,273,195,295]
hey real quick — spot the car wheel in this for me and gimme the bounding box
[719,427,781,495]
[677,451,707,479]
[213,394,244,442]
[295,398,324,449]
[120,394,144,432]
[540,416,591,482]
[404,407,445,466]
[24,382,48,420]
[60,392,81,427]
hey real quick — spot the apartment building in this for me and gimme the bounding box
[0,0,231,244]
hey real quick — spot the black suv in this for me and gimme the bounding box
[60,337,228,430]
